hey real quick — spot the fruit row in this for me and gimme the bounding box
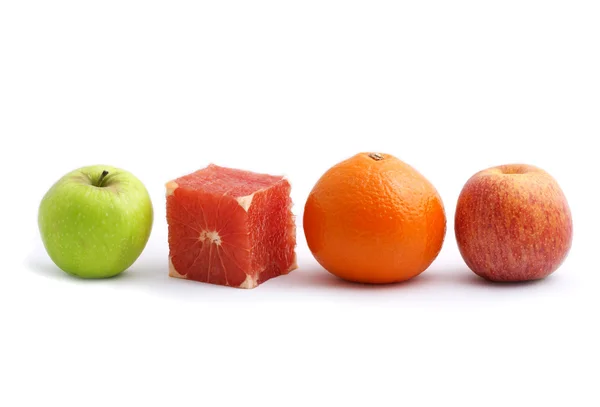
[38,152,572,288]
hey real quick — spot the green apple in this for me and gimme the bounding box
[38,165,153,278]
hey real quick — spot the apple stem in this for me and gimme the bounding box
[97,170,109,187]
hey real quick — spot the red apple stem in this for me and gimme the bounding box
[97,170,109,187]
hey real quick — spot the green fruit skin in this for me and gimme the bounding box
[38,165,154,278]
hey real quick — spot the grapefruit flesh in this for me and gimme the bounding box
[166,164,297,288]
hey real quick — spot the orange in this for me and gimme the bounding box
[303,152,446,284]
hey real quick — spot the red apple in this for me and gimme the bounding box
[454,164,573,282]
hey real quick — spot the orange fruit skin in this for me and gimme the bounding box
[303,152,446,284]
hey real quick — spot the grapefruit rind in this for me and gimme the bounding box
[286,252,299,274]
[168,257,187,279]
[236,193,254,212]
[239,274,258,289]
[166,181,179,196]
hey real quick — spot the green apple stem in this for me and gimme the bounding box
[96,170,109,187]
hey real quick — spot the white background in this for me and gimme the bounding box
[1,1,599,406]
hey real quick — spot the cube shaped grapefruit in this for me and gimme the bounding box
[166,164,297,288]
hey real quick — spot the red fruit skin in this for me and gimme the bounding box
[454,164,573,282]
